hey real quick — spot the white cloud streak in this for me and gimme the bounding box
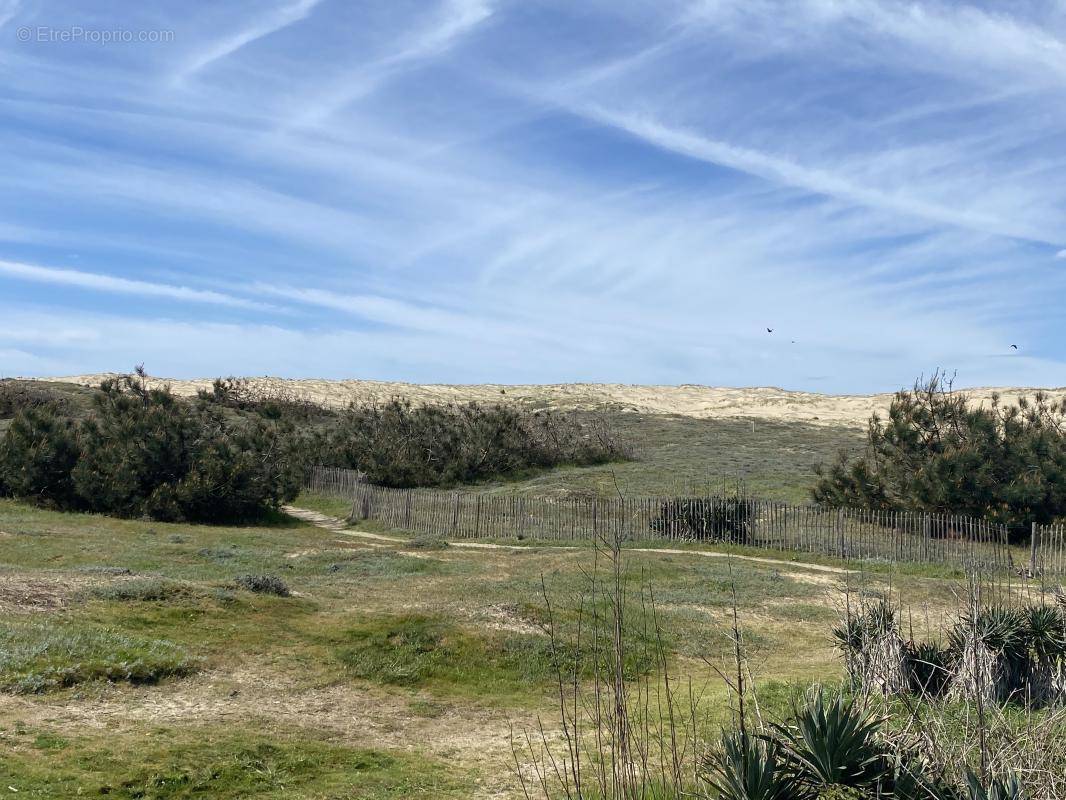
[0,260,273,310]
[0,0,1064,389]
[288,0,494,128]
[174,0,323,82]
[570,104,1059,245]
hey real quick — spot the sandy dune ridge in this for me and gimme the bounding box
[35,374,1066,429]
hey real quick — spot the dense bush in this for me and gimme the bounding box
[324,398,628,488]
[0,371,304,523]
[0,405,81,508]
[649,494,756,542]
[813,372,1066,537]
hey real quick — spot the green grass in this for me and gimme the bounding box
[335,612,656,700]
[0,726,463,799]
[468,413,864,503]
[0,620,197,693]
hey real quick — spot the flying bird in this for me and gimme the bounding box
[1010,344,1018,350]
[766,327,773,333]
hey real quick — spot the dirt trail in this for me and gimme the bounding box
[284,506,854,576]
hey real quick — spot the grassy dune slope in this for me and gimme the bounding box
[0,498,981,798]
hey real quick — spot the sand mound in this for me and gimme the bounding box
[35,374,1066,428]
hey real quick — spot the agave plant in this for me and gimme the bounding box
[701,730,797,800]
[772,690,892,795]
[889,757,963,800]
[965,770,1028,800]
[832,615,868,655]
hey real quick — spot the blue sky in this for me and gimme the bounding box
[0,0,1064,391]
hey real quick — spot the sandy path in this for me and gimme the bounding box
[284,506,853,576]
[37,373,1066,427]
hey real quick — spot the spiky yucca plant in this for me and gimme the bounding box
[832,601,896,652]
[834,601,907,694]
[949,606,1028,703]
[905,641,953,698]
[950,607,1027,661]
[1021,606,1066,662]
[1019,605,1066,704]
[772,691,891,795]
[702,731,797,800]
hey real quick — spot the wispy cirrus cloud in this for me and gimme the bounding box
[565,104,1058,245]
[1,0,1065,389]
[287,0,494,128]
[0,260,273,310]
[173,0,323,82]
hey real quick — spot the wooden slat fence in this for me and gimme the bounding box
[304,467,1065,576]
[1031,523,1066,579]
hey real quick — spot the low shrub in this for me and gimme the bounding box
[0,380,71,419]
[234,574,290,596]
[407,533,450,550]
[0,621,196,693]
[90,578,197,603]
[197,376,332,422]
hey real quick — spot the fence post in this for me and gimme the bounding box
[1029,521,1038,576]
[749,500,758,546]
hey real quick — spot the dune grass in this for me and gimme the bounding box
[0,725,461,799]
[0,620,196,694]
[468,413,864,503]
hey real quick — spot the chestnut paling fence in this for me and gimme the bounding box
[304,466,1066,577]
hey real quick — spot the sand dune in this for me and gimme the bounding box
[35,373,1066,429]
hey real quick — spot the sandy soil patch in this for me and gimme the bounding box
[0,572,113,614]
[0,661,537,799]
